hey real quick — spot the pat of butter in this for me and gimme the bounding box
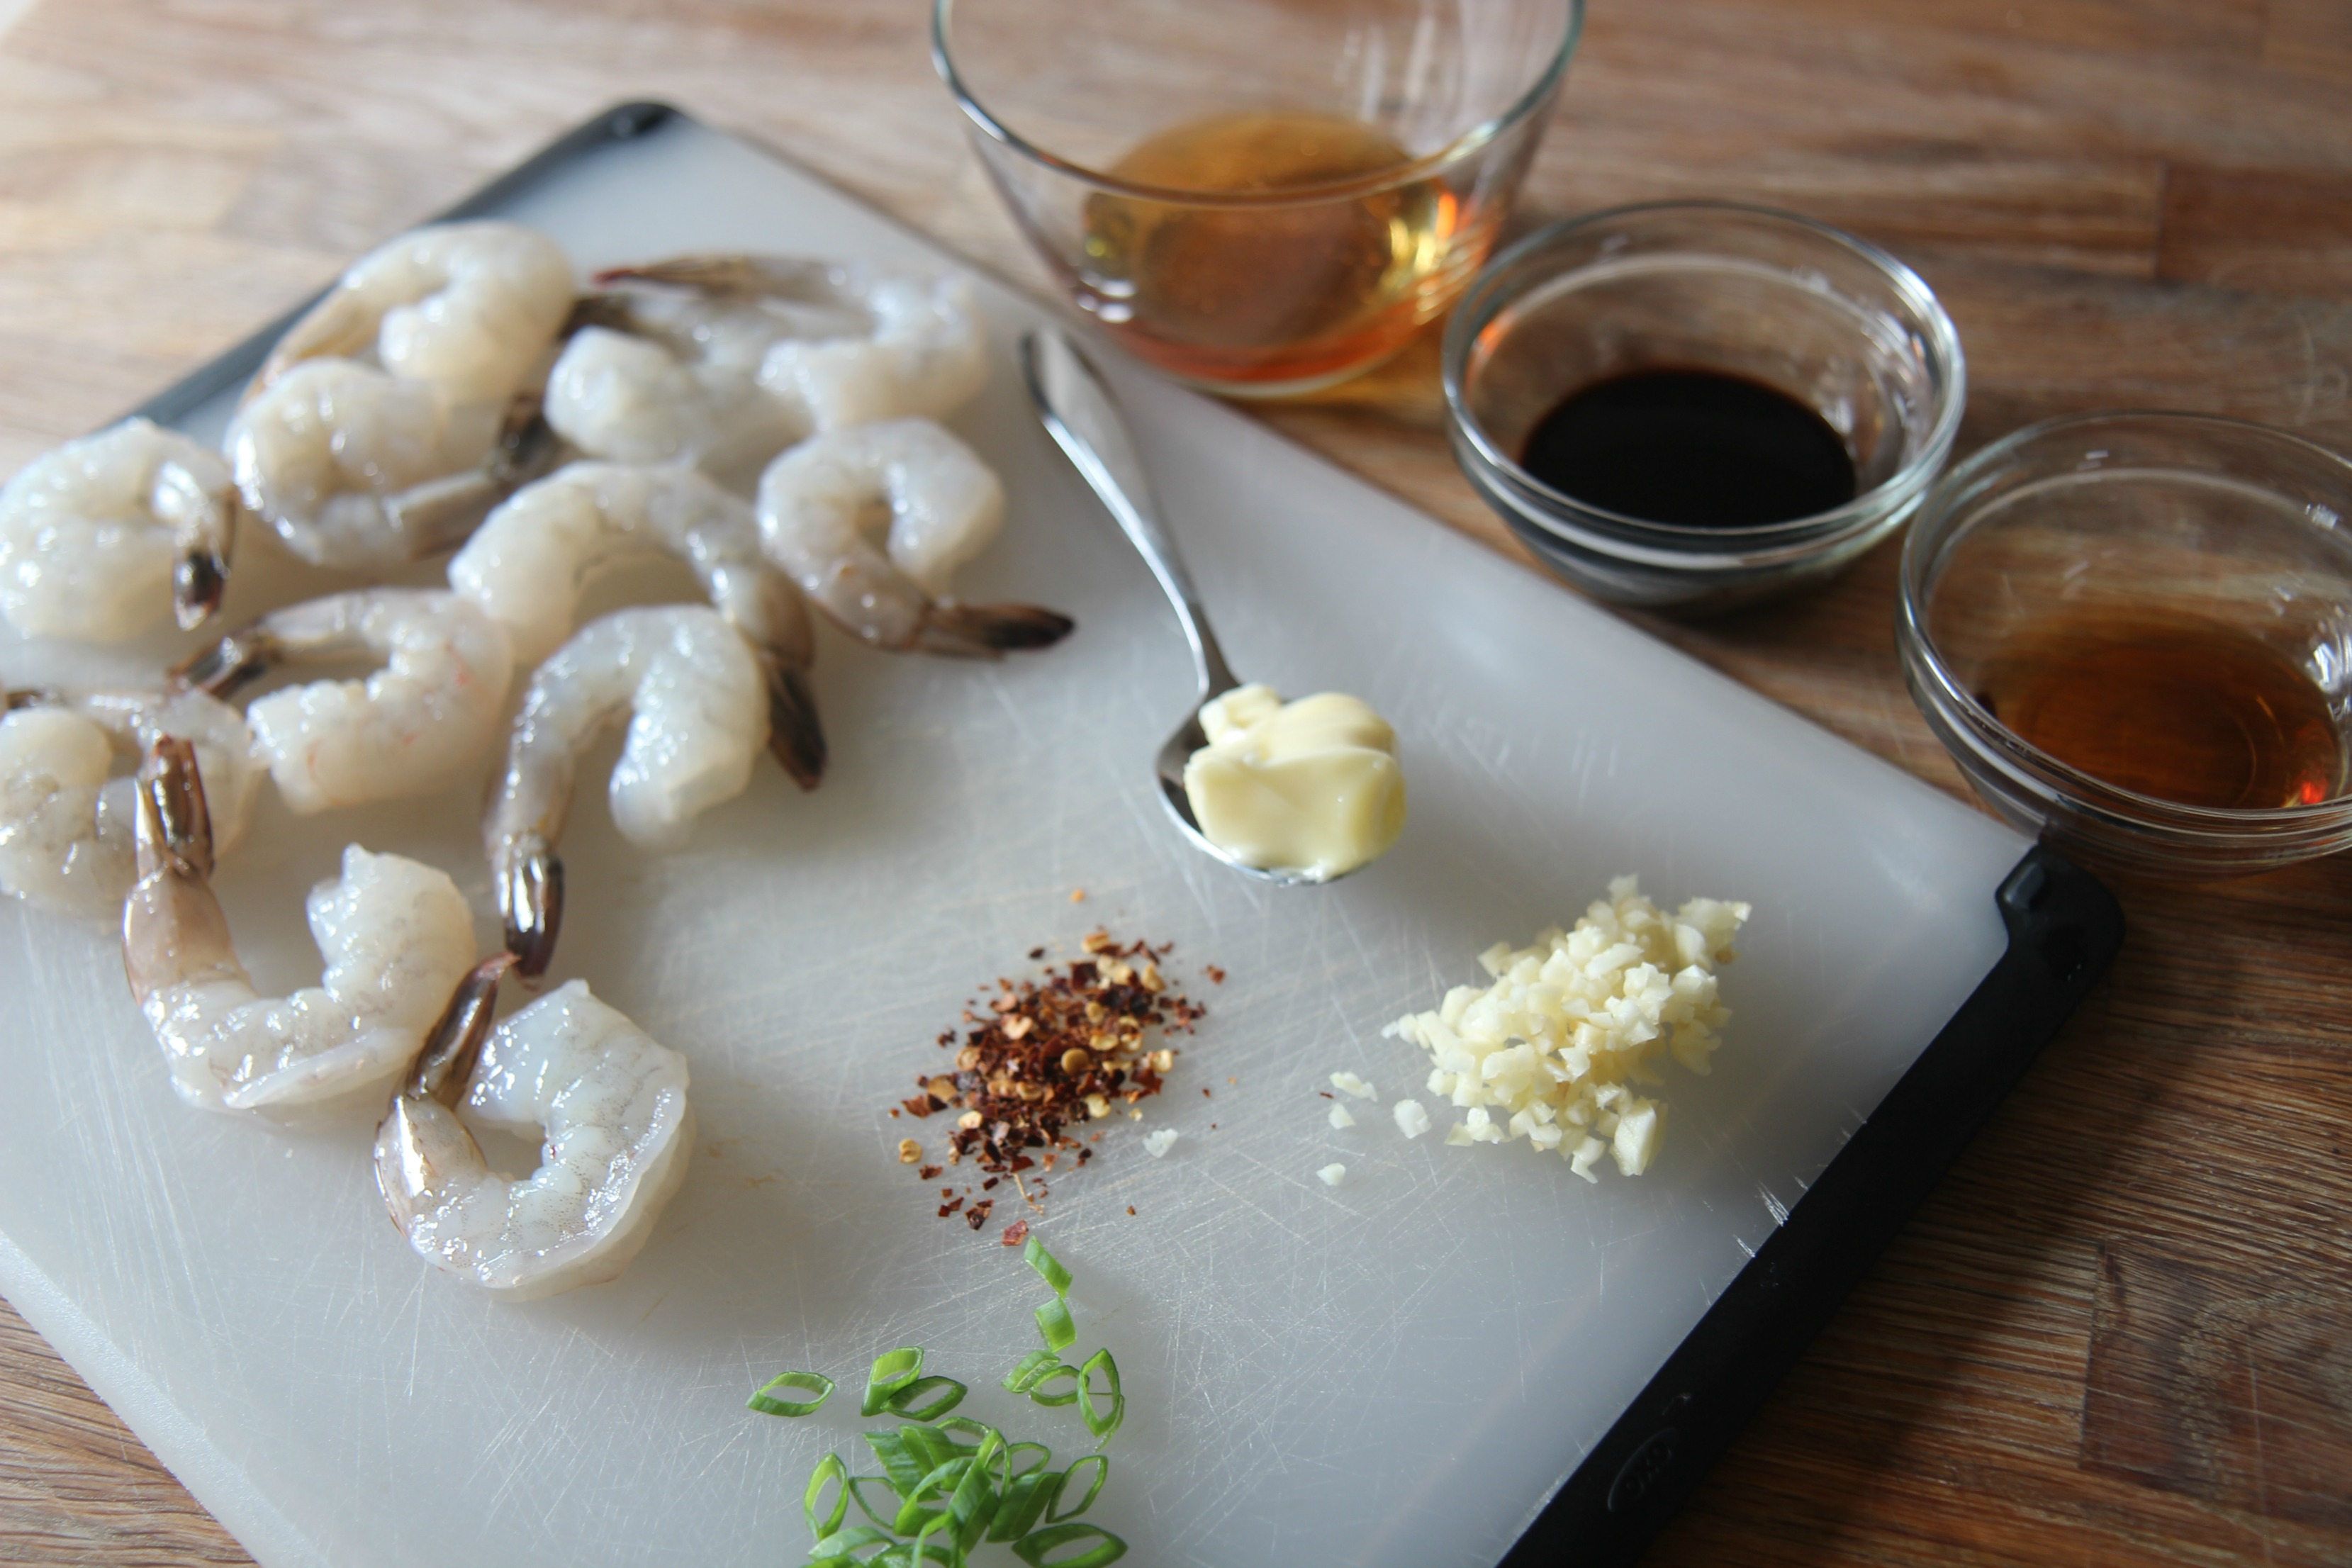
[1181,684,1405,880]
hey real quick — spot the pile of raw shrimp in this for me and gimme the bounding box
[0,222,1073,1304]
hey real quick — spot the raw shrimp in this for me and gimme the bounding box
[542,289,812,483]
[754,418,1073,656]
[225,359,561,569]
[0,688,259,916]
[375,957,693,1301]
[446,461,824,786]
[483,605,768,978]
[174,588,514,813]
[120,738,479,1113]
[0,418,235,639]
[251,220,574,407]
[589,255,988,435]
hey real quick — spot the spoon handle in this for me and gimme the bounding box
[1021,327,1239,702]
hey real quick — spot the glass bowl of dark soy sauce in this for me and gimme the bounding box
[1442,202,1965,612]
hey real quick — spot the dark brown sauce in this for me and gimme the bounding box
[1971,612,2343,810]
[1519,368,1857,528]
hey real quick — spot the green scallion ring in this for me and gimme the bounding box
[1077,1348,1124,1443]
[1046,1454,1109,1523]
[748,1368,834,1418]
[1024,1236,1073,1298]
[884,1374,968,1423]
[1034,1297,1077,1354]
[1012,1521,1128,1567]
[1025,1361,1081,1407]
[805,1451,850,1539]
[1002,1348,1060,1394]
[861,1347,924,1417]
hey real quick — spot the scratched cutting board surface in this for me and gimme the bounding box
[0,111,2027,1568]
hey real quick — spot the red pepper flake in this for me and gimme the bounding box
[1206,965,1226,984]
[967,1199,994,1230]
[901,929,1212,1228]
[1027,947,1046,961]
[1126,1206,1136,1216]
[981,1177,999,1191]
[918,1165,942,1181]
[1002,1219,1031,1247]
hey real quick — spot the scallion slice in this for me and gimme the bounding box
[1024,1236,1073,1298]
[862,1348,925,1416]
[808,1523,894,1562]
[1002,1440,1053,1479]
[884,1374,968,1423]
[1024,1361,1080,1407]
[1012,1521,1128,1567]
[1077,1349,1124,1443]
[1034,1297,1077,1354]
[986,1468,1060,1543]
[1046,1455,1108,1523]
[750,1369,836,1418]
[933,1415,1002,1454]
[1002,1348,1060,1394]
[805,1452,851,1539]
[848,1474,905,1530]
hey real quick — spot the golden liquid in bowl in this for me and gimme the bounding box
[1079,111,1480,390]
[1971,611,2345,810]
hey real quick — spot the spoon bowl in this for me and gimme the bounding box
[1020,325,1356,887]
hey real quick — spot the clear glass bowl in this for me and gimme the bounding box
[1443,202,1966,612]
[1898,412,2352,879]
[934,0,1581,397]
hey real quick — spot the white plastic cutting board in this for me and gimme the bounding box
[0,113,2027,1568]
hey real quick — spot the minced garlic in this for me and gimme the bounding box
[1384,876,1749,1182]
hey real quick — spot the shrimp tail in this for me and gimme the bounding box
[593,255,831,302]
[173,548,231,632]
[495,831,564,982]
[403,953,518,1107]
[916,602,1077,659]
[135,737,214,880]
[760,657,827,792]
[382,396,569,561]
[169,624,284,700]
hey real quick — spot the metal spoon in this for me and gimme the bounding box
[1021,325,1339,887]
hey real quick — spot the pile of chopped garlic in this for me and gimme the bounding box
[1383,876,1751,1182]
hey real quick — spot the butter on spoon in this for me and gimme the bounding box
[1021,327,1406,885]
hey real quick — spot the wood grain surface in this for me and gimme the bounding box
[2,1,2348,1564]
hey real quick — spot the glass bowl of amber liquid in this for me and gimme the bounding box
[934,0,1581,397]
[1443,202,1966,612]
[1899,413,2352,879]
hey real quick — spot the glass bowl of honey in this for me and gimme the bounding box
[1442,202,1966,612]
[934,0,1581,397]
[1899,412,2352,879]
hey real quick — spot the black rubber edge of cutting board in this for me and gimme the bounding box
[130,100,685,426]
[124,103,2129,1567]
[1500,843,2124,1567]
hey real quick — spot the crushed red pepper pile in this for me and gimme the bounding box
[894,930,1207,1233]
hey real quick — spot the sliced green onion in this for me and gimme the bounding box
[986,1468,1060,1543]
[934,1415,1002,1453]
[1012,1521,1128,1567]
[897,1424,963,1480]
[805,1452,850,1539]
[946,1430,1004,1552]
[892,1455,968,1536]
[1046,1454,1108,1523]
[863,1430,925,1496]
[885,1374,968,1423]
[1002,1440,1053,1479]
[1077,1348,1124,1444]
[848,1474,905,1530]
[862,1347,925,1416]
[1002,1348,1060,1394]
[809,1523,895,1562]
[1024,1236,1073,1298]
[1034,1297,1077,1354]
[749,1368,836,1418]
[1025,1361,1080,1407]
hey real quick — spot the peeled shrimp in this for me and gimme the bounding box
[446,461,824,786]
[375,957,693,1301]
[226,359,560,569]
[0,688,259,916]
[484,605,768,977]
[586,255,987,435]
[251,220,574,407]
[754,418,1073,656]
[174,588,514,813]
[120,738,478,1113]
[0,418,235,640]
[542,289,812,483]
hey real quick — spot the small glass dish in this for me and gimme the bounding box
[934,0,1581,397]
[1442,202,1966,612]
[1898,412,2352,879]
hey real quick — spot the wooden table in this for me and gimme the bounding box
[2,1,2348,1563]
